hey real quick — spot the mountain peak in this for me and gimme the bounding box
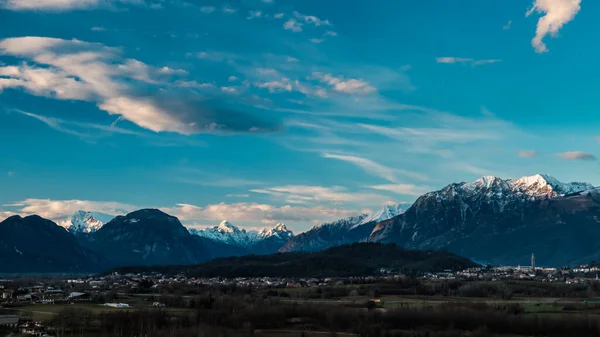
[457,174,593,198]
[260,223,293,239]
[62,210,115,234]
[217,220,237,233]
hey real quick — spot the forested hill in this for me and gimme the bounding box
[107,243,478,278]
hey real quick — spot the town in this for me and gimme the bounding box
[2,261,600,336]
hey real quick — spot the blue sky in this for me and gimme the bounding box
[0,0,597,232]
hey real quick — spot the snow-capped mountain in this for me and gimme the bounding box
[461,174,593,199]
[369,174,600,266]
[258,223,294,241]
[279,204,407,253]
[62,210,116,234]
[189,220,294,253]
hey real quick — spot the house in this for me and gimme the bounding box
[68,292,90,300]
[1,290,13,299]
[104,303,130,308]
[0,315,19,328]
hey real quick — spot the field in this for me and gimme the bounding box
[7,278,600,337]
[15,300,193,322]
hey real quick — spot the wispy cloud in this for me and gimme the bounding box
[503,20,512,30]
[448,163,494,176]
[368,184,430,196]
[526,0,581,53]
[0,37,280,134]
[436,57,502,66]
[164,202,360,227]
[199,6,215,13]
[518,150,537,158]
[293,11,330,26]
[322,153,429,182]
[12,109,208,147]
[312,72,376,95]
[1,0,137,11]
[556,151,596,161]
[283,19,303,32]
[251,184,385,205]
[247,10,262,19]
[168,168,263,187]
[0,198,363,231]
[2,198,135,223]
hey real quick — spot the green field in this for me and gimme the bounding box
[16,302,193,322]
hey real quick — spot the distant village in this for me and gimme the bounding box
[2,261,600,336]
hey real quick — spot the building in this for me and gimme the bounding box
[0,315,19,328]
[104,303,130,308]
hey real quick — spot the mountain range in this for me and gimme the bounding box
[188,220,294,255]
[279,204,406,253]
[369,174,600,266]
[1,173,599,272]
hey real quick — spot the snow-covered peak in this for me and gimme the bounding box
[62,210,115,234]
[217,220,237,233]
[259,223,294,240]
[314,203,407,231]
[512,174,592,195]
[452,174,594,199]
[361,204,407,225]
[189,221,294,246]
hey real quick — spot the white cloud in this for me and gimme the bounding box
[228,75,238,82]
[526,0,581,53]
[1,0,142,11]
[199,6,215,13]
[0,198,361,231]
[3,198,135,223]
[222,5,236,13]
[221,86,238,94]
[91,26,105,31]
[448,163,494,176]
[436,57,502,66]
[175,80,215,89]
[255,79,293,93]
[226,194,250,198]
[286,56,298,62]
[368,184,430,196]
[158,66,188,75]
[13,109,143,139]
[2,0,98,11]
[556,151,596,161]
[0,36,203,134]
[312,72,376,95]
[324,31,337,37]
[359,120,505,145]
[309,38,324,44]
[164,202,359,227]
[518,150,537,158]
[274,12,284,19]
[250,185,385,206]
[283,19,303,32]
[503,20,512,30]
[247,10,262,19]
[293,11,330,26]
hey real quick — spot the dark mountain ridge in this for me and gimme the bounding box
[107,242,478,278]
[0,215,106,272]
[87,209,210,267]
